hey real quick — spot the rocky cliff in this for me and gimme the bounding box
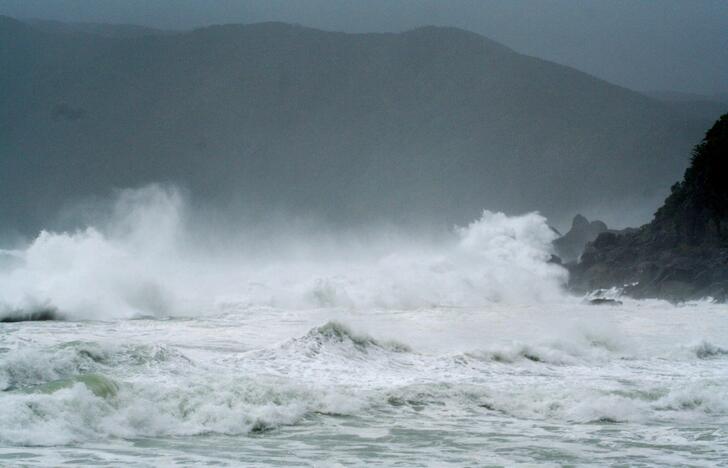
[553,215,608,263]
[568,114,728,301]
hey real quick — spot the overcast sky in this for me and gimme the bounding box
[2,0,727,96]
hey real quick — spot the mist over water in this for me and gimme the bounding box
[1,186,727,466]
[2,2,727,463]
[0,185,567,321]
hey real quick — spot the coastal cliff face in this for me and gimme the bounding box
[568,114,728,301]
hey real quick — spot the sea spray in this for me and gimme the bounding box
[0,185,568,321]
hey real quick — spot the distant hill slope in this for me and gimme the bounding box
[570,114,728,301]
[24,18,168,38]
[0,16,719,232]
[645,91,728,123]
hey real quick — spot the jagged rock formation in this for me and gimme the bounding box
[569,114,728,301]
[553,215,608,262]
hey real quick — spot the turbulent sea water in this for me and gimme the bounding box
[1,187,727,466]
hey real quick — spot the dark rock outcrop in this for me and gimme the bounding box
[553,214,608,262]
[568,114,728,301]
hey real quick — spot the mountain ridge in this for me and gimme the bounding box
[0,17,717,233]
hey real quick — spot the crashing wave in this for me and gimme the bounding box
[294,321,411,354]
[0,341,189,391]
[31,373,120,399]
[459,333,623,367]
[464,344,572,365]
[0,304,60,323]
[260,321,413,366]
[0,373,362,446]
[0,186,571,321]
[690,340,728,359]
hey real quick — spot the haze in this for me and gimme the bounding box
[2,0,727,96]
[2,2,728,465]
[1,1,726,237]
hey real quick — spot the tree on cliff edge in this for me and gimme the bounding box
[653,113,728,243]
[571,113,728,300]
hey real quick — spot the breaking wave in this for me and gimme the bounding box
[2,185,727,461]
[0,185,568,321]
[283,321,412,355]
[2,316,727,448]
[0,305,59,323]
[0,375,362,446]
[0,341,189,391]
[690,340,728,359]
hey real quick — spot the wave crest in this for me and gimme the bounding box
[0,186,569,321]
[283,321,411,358]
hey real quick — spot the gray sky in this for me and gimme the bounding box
[1,0,727,96]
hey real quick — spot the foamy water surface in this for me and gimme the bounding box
[1,186,726,466]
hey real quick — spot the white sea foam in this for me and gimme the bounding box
[0,185,568,321]
[1,186,727,465]
[1,316,727,449]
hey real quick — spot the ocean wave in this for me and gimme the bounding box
[285,321,412,356]
[689,340,728,359]
[2,335,726,448]
[376,378,728,426]
[455,329,626,367]
[236,321,419,386]
[653,382,728,414]
[0,341,189,391]
[465,345,576,365]
[29,373,121,398]
[0,185,570,321]
[0,374,363,446]
[0,305,60,323]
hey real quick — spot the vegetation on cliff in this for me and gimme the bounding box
[653,113,728,243]
[570,113,728,301]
